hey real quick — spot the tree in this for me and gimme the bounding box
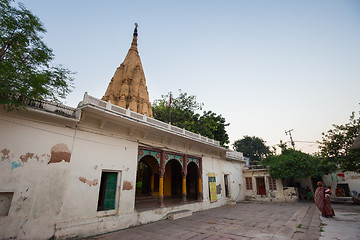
[261,148,331,179]
[198,111,229,146]
[152,90,202,126]
[319,111,360,173]
[152,90,230,146]
[0,0,73,110]
[233,136,270,165]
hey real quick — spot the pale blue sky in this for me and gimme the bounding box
[19,0,360,153]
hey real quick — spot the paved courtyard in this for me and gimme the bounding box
[80,201,360,240]
[320,203,360,240]
[83,201,321,240]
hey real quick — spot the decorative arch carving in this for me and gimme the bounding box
[138,148,161,165]
[187,157,200,168]
[164,152,184,168]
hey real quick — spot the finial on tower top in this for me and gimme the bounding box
[133,23,138,37]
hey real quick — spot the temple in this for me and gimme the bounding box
[0,26,246,240]
[102,24,153,117]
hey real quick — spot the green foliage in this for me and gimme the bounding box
[319,111,360,173]
[152,90,230,147]
[261,148,331,179]
[0,0,73,110]
[233,136,270,164]
[152,90,202,125]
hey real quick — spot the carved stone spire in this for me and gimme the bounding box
[102,24,153,117]
[133,23,138,37]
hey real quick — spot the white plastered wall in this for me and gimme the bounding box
[201,156,245,205]
[56,129,139,238]
[0,114,75,240]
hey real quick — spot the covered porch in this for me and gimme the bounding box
[135,147,203,210]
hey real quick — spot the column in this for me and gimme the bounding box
[198,158,203,201]
[158,151,166,208]
[159,172,165,208]
[182,156,188,203]
[198,178,203,201]
[182,175,187,203]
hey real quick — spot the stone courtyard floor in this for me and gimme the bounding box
[81,201,360,240]
[320,203,360,240]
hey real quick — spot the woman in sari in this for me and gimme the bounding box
[314,182,335,218]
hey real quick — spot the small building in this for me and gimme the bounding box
[0,26,246,240]
[351,132,360,150]
[323,171,360,199]
[242,166,298,202]
[323,132,360,200]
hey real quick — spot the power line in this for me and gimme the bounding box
[293,140,318,144]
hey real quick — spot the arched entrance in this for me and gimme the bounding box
[136,161,152,195]
[186,162,198,200]
[135,155,159,208]
[164,159,182,199]
[136,148,203,209]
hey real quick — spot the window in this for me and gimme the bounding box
[97,172,118,211]
[268,177,277,190]
[245,177,253,190]
[0,192,13,216]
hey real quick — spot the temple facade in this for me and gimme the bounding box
[0,26,246,240]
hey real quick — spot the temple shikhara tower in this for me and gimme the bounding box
[102,24,153,117]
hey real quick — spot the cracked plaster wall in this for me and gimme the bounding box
[0,114,138,240]
[0,115,74,240]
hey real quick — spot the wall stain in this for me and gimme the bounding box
[11,161,22,170]
[78,177,98,186]
[20,153,34,163]
[48,143,71,164]
[1,148,10,156]
[122,181,133,190]
[1,148,10,161]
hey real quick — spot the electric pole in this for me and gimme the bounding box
[285,129,295,150]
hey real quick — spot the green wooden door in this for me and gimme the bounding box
[103,172,118,210]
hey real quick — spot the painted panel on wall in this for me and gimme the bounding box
[208,173,217,202]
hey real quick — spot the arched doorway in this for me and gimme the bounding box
[136,155,159,204]
[164,159,182,199]
[136,161,152,195]
[186,162,198,200]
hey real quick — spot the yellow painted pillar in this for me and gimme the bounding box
[159,173,165,208]
[198,178,203,201]
[182,176,187,203]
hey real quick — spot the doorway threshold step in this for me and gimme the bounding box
[168,210,192,220]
